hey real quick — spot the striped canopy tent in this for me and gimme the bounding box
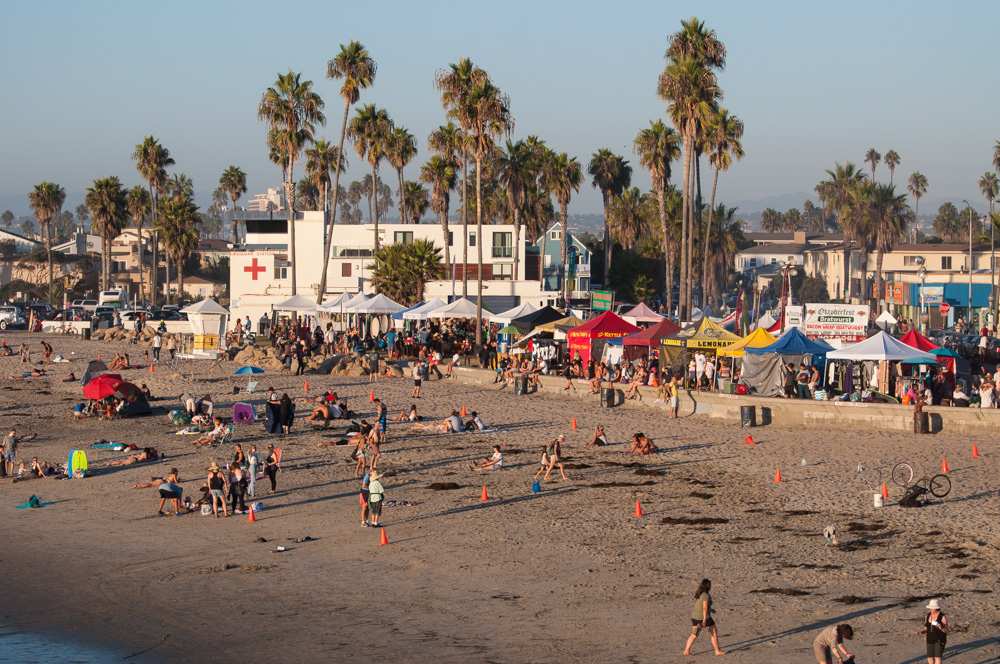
[717,327,777,358]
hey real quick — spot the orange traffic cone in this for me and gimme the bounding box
[303,380,310,393]
[369,390,375,402]
[634,499,644,518]
[940,457,950,474]
[149,363,155,374]
[480,484,489,502]
[972,443,981,459]
[379,527,389,546]
[460,405,468,417]
[773,468,782,484]
[247,506,256,523]
[744,434,755,446]
[881,482,889,500]
[571,417,578,431]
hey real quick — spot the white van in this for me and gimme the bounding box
[98,290,127,309]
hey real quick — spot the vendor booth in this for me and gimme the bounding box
[826,330,937,398]
[567,311,640,364]
[740,328,833,397]
[621,302,665,327]
[661,317,740,369]
[429,297,492,320]
[717,327,776,358]
[508,306,566,335]
[490,302,539,324]
[621,318,681,360]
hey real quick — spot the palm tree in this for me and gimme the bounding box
[125,186,151,301]
[816,162,866,301]
[429,121,469,293]
[993,139,1000,173]
[85,177,127,291]
[884,149,900,185]
[588,149,632,288]
[634,120,681,313]
[701,108,743,307]
[347,103,392,250]
[258,71,326,296]
[370,239,443,304]
[609,187,646,250]
[158,193,200,301]
[497,139,534,287]
[316,41,377,303]
[28,182,66,304]
[864,148,881,181]
[218,165,247,245]
[543,152,582,310]
[981,172,1000,324]
[385,126,417,224]
[132,136,174,305]
[870,184,910,310]
[402,181,429,224]
[420,156,457,268]
[907,171,928,238]
[305,139,344,256]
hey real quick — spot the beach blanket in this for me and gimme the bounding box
[90,441,129,451]
[16,495,49,509]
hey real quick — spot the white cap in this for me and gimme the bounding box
[926,599,941,610]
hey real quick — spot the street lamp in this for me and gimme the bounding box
[963,199,974,324]
[917,257,927,333]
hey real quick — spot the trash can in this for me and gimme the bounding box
[601,387,616,408]
[82,326,91,340]
[740,405,757,428]
[914,411,929,434]
[514,374,530,395]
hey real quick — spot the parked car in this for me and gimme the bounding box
[26,303,56,321]
[0,305,27,330]
[52,307,88,322]
[149,309,186,321]
[76,299,99,313]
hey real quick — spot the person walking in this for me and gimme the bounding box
[541,435,568,482]
[683,578,726,657]
[812,623,853,664]
[367,470,385,527]
[920,599,948,664]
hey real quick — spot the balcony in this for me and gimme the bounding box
[491,246,513,258]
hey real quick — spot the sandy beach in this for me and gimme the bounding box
[2,332,999,663]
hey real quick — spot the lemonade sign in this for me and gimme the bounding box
[804,303,869,341]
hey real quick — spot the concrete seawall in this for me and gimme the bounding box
[451,367,999,435]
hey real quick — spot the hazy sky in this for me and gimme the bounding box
[2,0,998,218]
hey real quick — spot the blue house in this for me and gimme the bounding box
[533,222,592,296]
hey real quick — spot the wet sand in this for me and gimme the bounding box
[1,332,999,663]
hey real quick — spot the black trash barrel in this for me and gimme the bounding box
[601,387,616,408]
[740,405,757,428]
[914,411,929,434]
[82,326,91,340]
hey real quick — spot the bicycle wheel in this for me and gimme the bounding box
[891,462,914,488]
[928,474,951,498]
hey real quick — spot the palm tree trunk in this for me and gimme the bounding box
[397,168,406,224]
[440,202,451,276]
[540,223,548,291]
[561,203,570,311]
[367,167,375,224]
[690,151,701,310]
[875,244,885,312]
[371,163,380,252]
[285,157,297,295]
[316,99,351,304]
[842,242,851,303]
[178,254,185,300]
[512,207,520,296]
[149,188,158,306]
[657,186,671,315]
[165,253,171,304]
[679,135,692,320]
[462,152,469,297]
[475,153,484,349]
[702,167,720,311]
[46,221,53,305]
[602,191,611,288]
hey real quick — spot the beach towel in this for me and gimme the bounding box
[16,495,49,509]
[169,408,191,426]
[90,441,128,451]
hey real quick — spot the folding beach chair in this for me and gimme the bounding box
[245,380,258,394]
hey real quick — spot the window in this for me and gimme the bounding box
[275,266,288,280]
[447,231,453,246]
[394,231,413,245]
[341,263,352,277]
[468,232,476,247]
[941,256,952,270]
[494,263,513,280]
[543,255,552,268]
[492,231,512,258]
[550,230,561,240]
[903,255,922,266]
[579,277,590,291]
[338,248,373,257]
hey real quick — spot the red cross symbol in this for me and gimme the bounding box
[244,257,266,280]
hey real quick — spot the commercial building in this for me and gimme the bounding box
[245,188,284,213]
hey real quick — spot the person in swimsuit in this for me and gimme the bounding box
[207,462,229,517]
[154,469,184,516]
[683,578,725,656]
[920,599,948,664]
[359,471,371,527]
[541,435,568,482]
[588,425,608,447]
[812,623,853,664]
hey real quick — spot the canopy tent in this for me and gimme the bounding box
[338,292,371,312]
[489,302,539,324]
[508,306,566,334]
[537,315,584,333]
[717,327,777,358]
[273,294,319,314]
[318,292,354,312]
[746,327,833,357]
[350,293,405,315]
[622,302,665,326]
[567,311,640,363]
[826,331,937,362]
[875,310,898,329]
[898,329,939,352]
[497,324,521,336]
[181,298,229,316]
[622,318,681,348]
[662,316,740,351]
[392,301,425,321]
[756,312,777,330]
[430,297,493,320]
[402,297,447,321]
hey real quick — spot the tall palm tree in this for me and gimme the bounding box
[907,171,928,239]
[429,121,469,294]
[385,126,417,224]
[347,103,392,250]
[85,177,127,291]
[609,187,646,250]
[496,139,534,287]
[257,70,326,296]
[543,152,582,310]
[305,139,344,256]
[634,120,681,313]
[993,139,1000,173]
[420,156,457,268]
[884,149,900,185]
[132,136,174,305]
[158,193,200,301]
[701,108,743,307]
[125,186,151,301]
[402,181,429,224]
[317,41,376,304]
[28,182,66,304]
[218,165,247,245]
[864,148,881,181]
[870,184,910,309]
[588,149,632,289]
[816,162,866,301]
[978,171,999,325]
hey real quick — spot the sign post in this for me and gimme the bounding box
[591,289,614,312]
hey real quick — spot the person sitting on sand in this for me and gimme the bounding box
[108,352,130,371]
[683,578,726,657]
[0,340,12,356]
[63,371,77,383]
[811,623,853,664]
[192,418,227,447]
[464,411,486,432]
[625,371,644,401]
[588,425,609,447]
[139,383,152,399]
[397,404,421,422]
[110,447,160,466]
[306,398,332,424]
[29,457,58,478]
[470,445,503,472]
[629,432,658,455]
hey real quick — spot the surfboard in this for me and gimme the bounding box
[68,449,88,478]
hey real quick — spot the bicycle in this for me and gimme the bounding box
[898,473,951,507]
[856,461,914,491]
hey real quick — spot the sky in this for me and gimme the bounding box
[1,0,998,219]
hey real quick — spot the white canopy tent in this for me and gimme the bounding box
[622,302,664,326]
[318,292,354,312]
[875,310,898,331]
[273,294,319,314]
[489,301,538,324]
[338,292,371,313]
[350,293,405,315]
[756,312,777,330]
[402,298,447,321]
[826,331,936,362]
[429,297,493,320]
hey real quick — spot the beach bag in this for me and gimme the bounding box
[200,504,212,516]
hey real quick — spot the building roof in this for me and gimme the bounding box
[745,232,843,243]
[184,275,224,285]
[197,239,232,252]
[0,228,41,245]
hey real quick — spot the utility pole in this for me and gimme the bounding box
[963,200,974,325]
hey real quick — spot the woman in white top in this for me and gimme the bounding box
[979,381,995,408]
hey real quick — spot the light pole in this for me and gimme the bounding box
[917,258,927,333]
[963,199,974,325]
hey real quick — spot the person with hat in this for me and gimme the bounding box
[367,470,385,527]
[920,599,948,663]
[207,461,229,518]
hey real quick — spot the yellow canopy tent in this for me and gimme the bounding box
[717,327,777,358]
[662,316,740,351]
[537,315,584,333]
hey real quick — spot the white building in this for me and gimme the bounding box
[229,211,548,325]
[245,188,284,213]
[0,228,42,254]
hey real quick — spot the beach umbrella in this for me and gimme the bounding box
[234,366,265,375]
[82,373,124,400]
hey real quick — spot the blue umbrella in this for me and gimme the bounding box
[234,366,264,375]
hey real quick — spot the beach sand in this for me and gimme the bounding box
[1,332,999,663]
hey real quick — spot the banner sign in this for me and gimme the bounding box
[784,305,804,330]
[804,303,869,341]
[920,286,943,305]
[591,290,614,312]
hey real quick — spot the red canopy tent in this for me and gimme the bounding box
[622,318,681,359]
[567,311,640,364]
[898,329,954,372]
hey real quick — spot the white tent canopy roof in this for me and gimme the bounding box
[318,292,354,312]
[756,312,777,329]
[622,302,664,324]
[273,294,319,313]
[180,298,229,316]
[350,293,405,314]
[402,297,447,320]
[429,297,493,320]
[489,301,539,324]
[826,330,937,362]
[875,310,898,324]
[339,292,371,312]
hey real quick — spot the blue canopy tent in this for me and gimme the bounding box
[742,328,834,395]
[745,327,834,357]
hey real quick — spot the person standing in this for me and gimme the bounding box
[920,599,948,664]
[165,334,177,362]
[152,330,162,362]
[367,470,385,527]
[278,393,294,435]
[375,398,388,443]
[3,428,21,476]
[411,361,422,399]
[207,462,229,518]
[264,444,279,493]
[811,623,853,664]
[668,374,680,419]
[683,578,726,657]
[359,470,371,527]
[247,445,259,498]
[228,462,247,514]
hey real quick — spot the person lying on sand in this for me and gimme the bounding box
[192,418,227,447]
[628,432,658,455]
[469,445,503,472]
[588,425,608,447]
[110,447,160,466]
[410,410,464,433]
